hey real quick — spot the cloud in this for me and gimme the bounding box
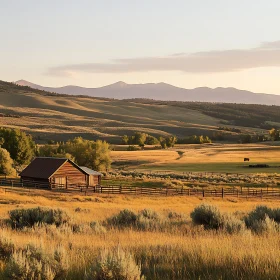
[48,41,280,76]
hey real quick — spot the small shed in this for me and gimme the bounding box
[79,166,102,186]
[19,157,101,189]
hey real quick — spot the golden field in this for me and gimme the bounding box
[1,187,280,279]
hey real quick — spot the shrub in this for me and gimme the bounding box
[106,209,137,228]
[4,245,69,280]
[191,204,223,230]
[247,215,279,234]
[9,207,70,229]
[85,247,145,280]
[167,211,183,219]
[245,206,275,228]
[222,214,246,234]
[90,221,107,234]
[136,209,163,231]
[243,205,280,233]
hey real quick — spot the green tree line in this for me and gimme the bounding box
[122,132,177,149]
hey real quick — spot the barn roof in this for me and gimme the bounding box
[20,157,87,179]
[79,166,102,176]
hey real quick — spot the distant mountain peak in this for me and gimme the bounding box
[15,79,33,86]
[12,79,280,105]
[111,81,128,87]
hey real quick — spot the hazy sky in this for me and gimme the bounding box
[1,0,280,94]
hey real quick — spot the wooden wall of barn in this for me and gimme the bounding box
[50,162,86,186]
[89,175,101,186]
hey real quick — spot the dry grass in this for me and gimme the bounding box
[1,189,280,279]
[0,87,223,143]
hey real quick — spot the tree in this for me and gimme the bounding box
[0,128,35,165]
[146,135,160,145]
[134,132,147,147]
[59,137,111,171]
[269,128,280,141]
[159,137,167,149]
[0,148,16,176]
[165,136,177,148]
[92,140,111,171]
[122,135,129,145]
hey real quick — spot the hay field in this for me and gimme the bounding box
[1,188,280,279]
[111,143,280,173]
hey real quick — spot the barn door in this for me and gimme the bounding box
[54,177,66,187]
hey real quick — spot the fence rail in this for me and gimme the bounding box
[94,185,280,199]
[1,178,280,199]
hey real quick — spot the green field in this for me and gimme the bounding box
[137,162,280,173]
[111,143,280,174]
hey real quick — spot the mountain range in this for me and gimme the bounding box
[15,79,280,105]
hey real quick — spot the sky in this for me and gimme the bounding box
[1,0,280,94]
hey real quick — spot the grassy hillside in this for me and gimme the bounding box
[0,80,274,143]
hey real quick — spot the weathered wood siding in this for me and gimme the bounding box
[50,162,86,186]
[89,175,101,186]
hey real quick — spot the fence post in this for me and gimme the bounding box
[261,189,263,199]
[222,188,224,199]
[203,190,205,197]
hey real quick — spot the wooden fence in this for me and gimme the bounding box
[94,185,280,199]
[1,177,280,199]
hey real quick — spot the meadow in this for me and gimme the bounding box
[111,142,280,173]
[0,188,280,279]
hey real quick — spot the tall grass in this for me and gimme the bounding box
[0,190,280,279]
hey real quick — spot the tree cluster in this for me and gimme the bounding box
[122,132,176,149]
[0,128,35,165]
[122,132,160,147]
[269,128,280,141]
[0,128,36,176]
[177,135,212,144]
[38,137,111,171]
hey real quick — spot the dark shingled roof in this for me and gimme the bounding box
[20,157,69,179]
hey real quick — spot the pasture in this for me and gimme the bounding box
[111,142,280,174]
[1,188,280,279]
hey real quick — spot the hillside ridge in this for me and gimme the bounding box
[15,79,280,105]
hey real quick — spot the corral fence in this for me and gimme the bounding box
[94,185,280,199]
[1,177,280,199]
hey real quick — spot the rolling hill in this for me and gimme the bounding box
[16,79,280,105]
[0,80,278,143]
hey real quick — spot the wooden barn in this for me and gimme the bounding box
[20,157,102,189]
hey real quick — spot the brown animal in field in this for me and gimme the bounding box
[244,158,250,162]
